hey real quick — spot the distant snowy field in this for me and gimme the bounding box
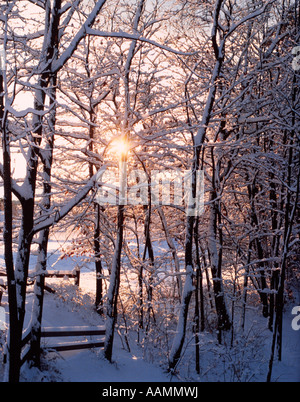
[0,240,299,382]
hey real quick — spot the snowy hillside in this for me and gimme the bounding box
[1,242,299,382]
[1,0,299,384]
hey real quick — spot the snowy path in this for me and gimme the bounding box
[51,347,173,383]
[269,304,300,382]
[1,240,299,382]
[20,280,174,383]
[1,242,176,383]
[21,276,299,383]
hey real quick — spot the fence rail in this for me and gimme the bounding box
[44,270,80,286]
[20,327,33,366]
[0,269,80,286]
[42,326,106,337]
[20,325,105,366]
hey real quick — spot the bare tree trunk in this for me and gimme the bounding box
[169,0,225,371]
[157,206,182,299]
[95,203,104,314]
[138,257,144,338]
[241,244,252,330]
[89,112,104,314]
[143,203,155,335]
[104,0,145,361]
[28,0,62,366]
[30,229,49,366]
[168,167,199,371]
[194,218,205,332]
[267,169,299,381]
[104,158,127,361]
[1,66,20,383]
[104,200,125,362]
[276,75,299,361]
[30,72,56,366]
[247,180,269,317]
[208,189,231,343]
[267,39,299,381]
[1,0,107,381]
[194,218,204,374]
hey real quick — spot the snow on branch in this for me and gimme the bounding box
[85,28,195,56]
[0,163,25,202]
[225,0,276,39]
[50,0,108,74]
[31,166,107,235]
[27,0,45,9]
[5,104,54,118]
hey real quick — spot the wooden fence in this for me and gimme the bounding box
[0,280,6,305]
[0,268,80,291]
[44,269,80,286]
[20,325,105,366]
[1,268,98,366]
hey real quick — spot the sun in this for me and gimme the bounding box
[110,136,130,158]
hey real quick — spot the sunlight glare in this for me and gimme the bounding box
[111,137,129,158]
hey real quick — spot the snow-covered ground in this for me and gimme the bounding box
[0,240,299,382]
[0,275,175,383]
[19,290,175,383]
[0,239,178,383]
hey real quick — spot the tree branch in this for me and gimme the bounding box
[86,28,196,56]
[31,166,106,235]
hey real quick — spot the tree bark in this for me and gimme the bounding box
[30,72,56,366]
[1,67,21,383]
[104,200,125,362]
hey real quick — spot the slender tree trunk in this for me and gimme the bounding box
[208,145,231,341]
[29,0,61,366]
[248,181,269,317]
[268,160,281,331]
[104,153,128,361]
[143,199,155,335]
[276,79,298,361]
[1,69,21,383]
[168,166,199,371]
[30,72,56,366]
[138,258,144,337]
[104,0,146,360]
[194,218,204,374]
[88,107,104,314]
[201,244,214,310]
[241,244,252,330]
[208,191,231,343]
[104,198,125,362]
[95,203,104,314]
[194,265,200,375]
[169,0,226,370]
[194,218,204,332]
[157,206,183,299]
[267,60,299,383]
[1,0,105,381]
[30,229,49,366]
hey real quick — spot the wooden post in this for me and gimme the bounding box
[74,269,80,287]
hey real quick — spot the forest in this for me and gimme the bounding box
[0,0,299,383]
